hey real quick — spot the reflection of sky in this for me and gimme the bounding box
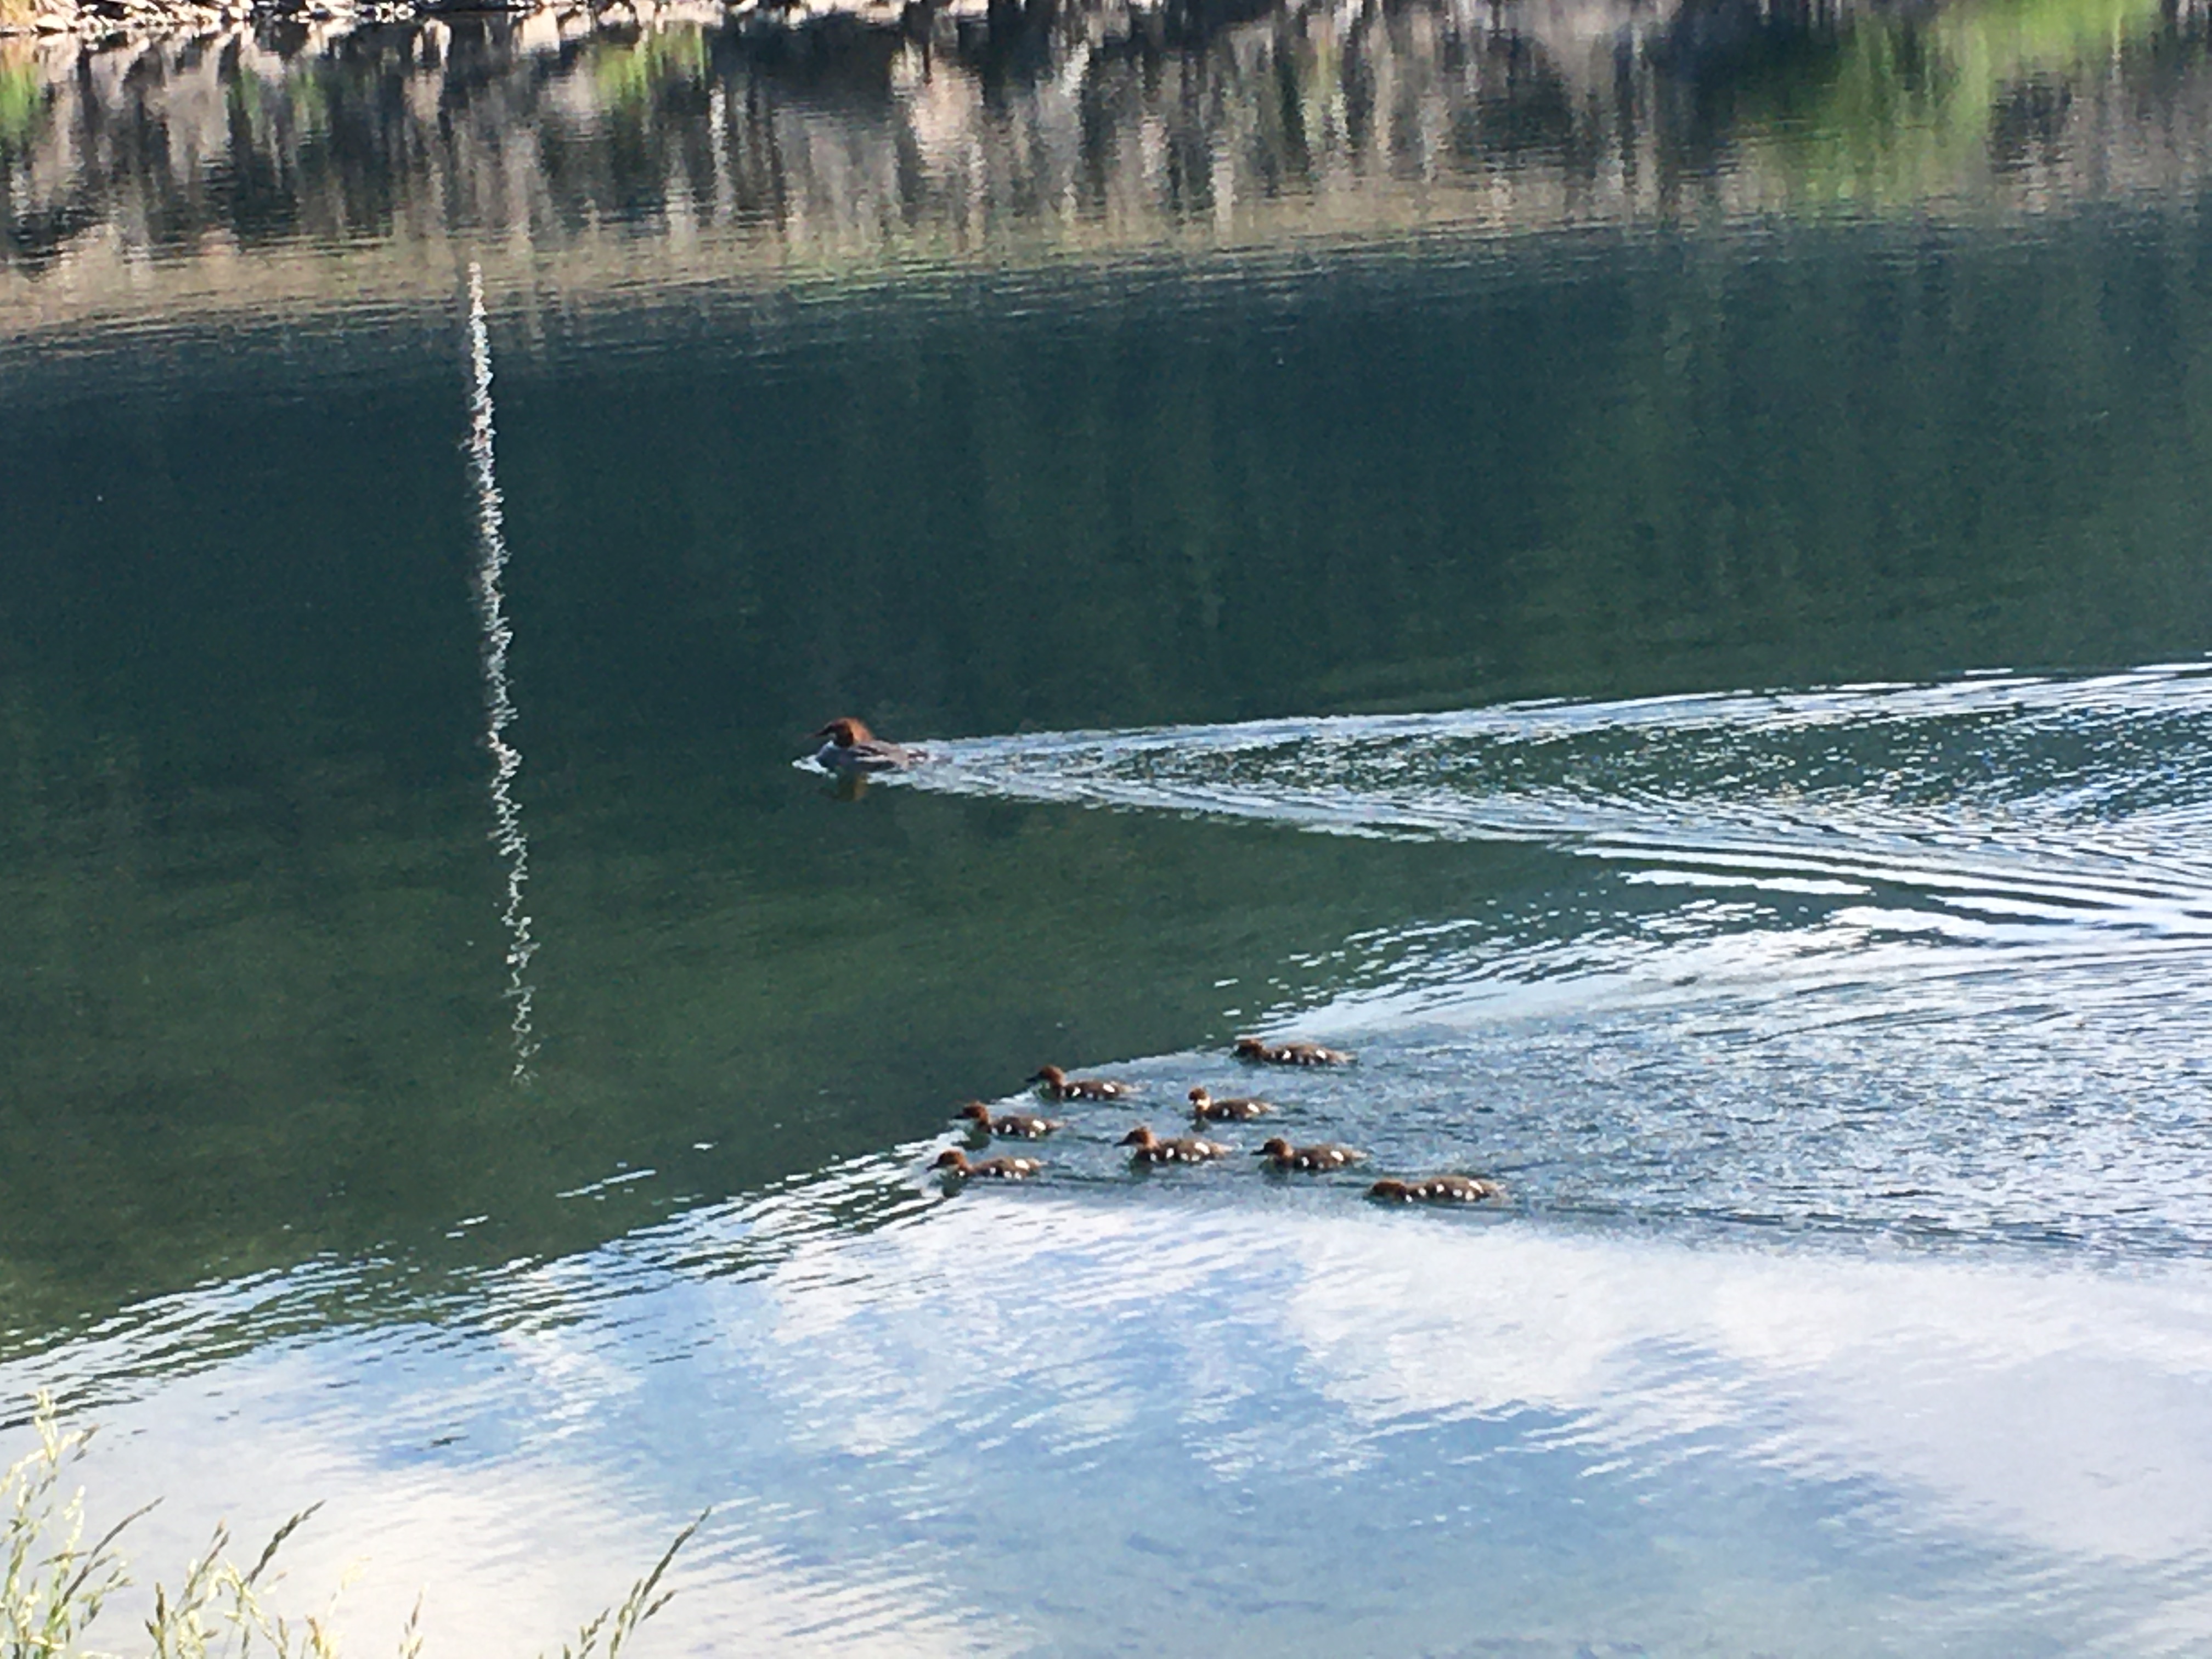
[9,667,2211,1652]
[13,1188,2212,1656]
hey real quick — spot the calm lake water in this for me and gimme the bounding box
[5,0,2212,1650]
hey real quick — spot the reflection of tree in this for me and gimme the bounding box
[0,46,47,152]
[0,0,2207,281]
[1672,0,2177,202]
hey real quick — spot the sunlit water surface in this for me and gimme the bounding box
[7,0,2212,1650]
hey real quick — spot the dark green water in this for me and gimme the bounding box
[4,0,2212,1650]
[7,219,2210,1331]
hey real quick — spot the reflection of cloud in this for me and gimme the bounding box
[718,1194,2212,1575]
[1272,1216,2212,1566]
[30,1342,1025,1657]
[13,1189,2212,1652]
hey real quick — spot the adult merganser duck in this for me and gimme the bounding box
[1119,1125,1232,1164]
[1254,1136,1365,1171]
[810,718,922,771]
[957,1101,1065,1138]
[1234,1037,1354,1067]
[1030,1065,1137,1102]
[1367,1175,1500,1204]
[1187,1087,1273,1122]
[934,1148,1042,1180]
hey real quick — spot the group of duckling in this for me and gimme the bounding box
[803,721,1500,1207]
[931,1037,1502,1206]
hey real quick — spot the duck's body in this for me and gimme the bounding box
[1119,1125,1232,1165]
[1368,1175,1500,1204]
[1187,1087,1273,1122]
[957,1102,1065,1139]
[1234,1037,1354,1067]
[1255,1136,1365,1171]
[1031,1065,1136,1102]
[934,1148,1042,1180]
[811,718,922,772]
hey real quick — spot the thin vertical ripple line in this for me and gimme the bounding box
[466,263,539,1082]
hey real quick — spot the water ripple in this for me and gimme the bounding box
[864,667,2212,1257]
[11,1189,2212,1655]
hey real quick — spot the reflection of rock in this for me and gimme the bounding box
[3,0,2210,323]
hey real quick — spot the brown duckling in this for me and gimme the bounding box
[1234,1037,1355,1067]
[1187,1087,1274,1122]
[810,717,923,771]
[1030,1064,1137,1102]
[956,1101,1065,1139]
[1254,1136,1366,1171]
[933,1148,1042,1180]
[1119,1125,1232,1165]
[1367,1175,1501,1204]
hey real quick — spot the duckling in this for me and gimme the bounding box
[1187,1087,1273,1122]
[1030,1064,1137,1102]
[1119,1125,1232,1164]
[810,717,923,772]
[1254,1136,1365,1171]
[1367,1175,1500,1204]
[956,1102,1065,1138]
[933,1148,1042,1180]
[1234,1037,1354,1067]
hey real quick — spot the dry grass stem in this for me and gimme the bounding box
[4,1396,701,1659]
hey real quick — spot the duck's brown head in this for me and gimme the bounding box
[812,718,874,747]
[1187,1088,1211,1105]
[1233,1037,1266,1059]
[1255,1137,1294,1159]
[1029,1065,1068,1087]
[957,1102,993,1124]
[1118,1125,1159,1148]
[932,1148,970,1171]
[1367,1178,1413,1201]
